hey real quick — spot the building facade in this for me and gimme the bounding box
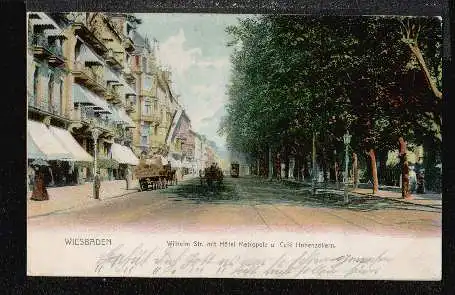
[27,12,139,188]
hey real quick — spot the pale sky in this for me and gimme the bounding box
[135,13,253,151]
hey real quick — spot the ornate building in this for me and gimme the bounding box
[27,12,139,188]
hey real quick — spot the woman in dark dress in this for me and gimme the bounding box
[31,168,49,201]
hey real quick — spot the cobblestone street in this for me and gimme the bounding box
[28,176,441,237]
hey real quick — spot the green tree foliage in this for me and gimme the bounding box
[220,15,441,170]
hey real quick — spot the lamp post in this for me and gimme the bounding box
[92,127,100,199]
[343,131,351,203]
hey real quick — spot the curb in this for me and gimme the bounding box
[280,179,441,210]
[354,192,442,210]
[27,188,140,219]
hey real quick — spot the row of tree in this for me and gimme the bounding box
[219,15,442,196]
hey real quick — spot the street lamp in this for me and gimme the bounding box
[92,127,101,199]
[343,131,352,203]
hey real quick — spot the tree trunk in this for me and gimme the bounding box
[268,146,273,180]
[256,158,260,176]
[408,44,442,99]
[312,133,316,179]
[334,160,339,190]
[399,137,411,199]
[368,149,379,194]
[352,152,359,189]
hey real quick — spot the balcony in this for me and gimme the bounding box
[123,36,134,52]
[69,12,109,56]
[105,86,122,104]
[72,61,107,95]
[141,112,161,124]
[28,92,64,117]
[72,106,115,132]
[123,66,135,81]
[105,49,123,70]
[115,127,134,143]
[140,89,153,97]
[125,98,135,113]
[29,34,65,65]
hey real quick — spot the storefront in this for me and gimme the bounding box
[110,143,140,180]
[27,120,93,187]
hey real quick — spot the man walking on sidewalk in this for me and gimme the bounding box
[94,172,101,200]
[125,167,131,190]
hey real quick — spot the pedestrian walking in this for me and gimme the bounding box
[31,168,49,201]
[28,165,35,192]
[94,172,101,200]
[275,153,281,181]
[125,166,131,190]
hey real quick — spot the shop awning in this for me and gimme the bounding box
[49,126,93,162]
[109,107,135,128]
[27,120,73,161]
[111,143,139,166]
[118,108,135,128]
[76,41,104,65]
[123,146,139,166]
[72,84,112,114]
[27,132,47,160]
[104,66,119,83]
[116,75,137,96]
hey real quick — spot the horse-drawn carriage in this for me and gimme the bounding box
[230,162,240,178]
[134,155,177,191]
[200,163,223,187]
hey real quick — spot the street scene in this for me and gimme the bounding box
[27,13,442,239]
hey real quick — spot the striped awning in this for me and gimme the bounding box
[72,84,112,114]
[115,74,137,95]
[27,132,47,160]
[76,41,104,65]
[118,108,135,128]
[111,143,139,166]
[27,120,73,161]
[49,126,93,162]
[104,66,120,83]
[109,107,135,128]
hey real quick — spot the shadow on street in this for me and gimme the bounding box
[159,177,439,213]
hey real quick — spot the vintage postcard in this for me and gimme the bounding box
[26,12,442,279]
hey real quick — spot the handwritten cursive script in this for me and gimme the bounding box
[95,243,156,275]
[94,244,393,278]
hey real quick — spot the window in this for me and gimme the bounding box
[144,102,151,115]
[33,67,39,103]
[154,125,158,136]
[143,75,153,89]
[59,79,63,112]
[142,57,147,72]
[141,136,148,146]
[135,56,140,68]
[48,73,54,109]
[141,124,149,135]
[153,100,158,112]
[74,40,82,61]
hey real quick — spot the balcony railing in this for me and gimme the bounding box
[73,61,107,94]
[106,86,122,104]
[68,12,108,56]
[73,106,116,131]
[105,49,124,69]
[29,34,64,63]
[141,113,161,123]
[28,92,63,116]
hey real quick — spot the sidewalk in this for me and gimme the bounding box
[27,180,139,219]
[351,188,442,208]
[27,176,200,219]
[280,177,442,209]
